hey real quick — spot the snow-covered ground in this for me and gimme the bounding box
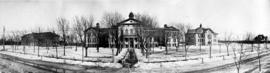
[0,45,122,68]
[133,44,270,73]
[0,43,269,72]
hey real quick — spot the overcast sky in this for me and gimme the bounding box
[0,0,269,39]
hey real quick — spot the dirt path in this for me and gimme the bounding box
[183,51,270,73]
[0,53,122,73]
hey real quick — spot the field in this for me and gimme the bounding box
[0,43,269,73]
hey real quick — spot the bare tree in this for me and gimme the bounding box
[57,17,69,56]
[134,13,159,55]
[209,44,212,58]
[184,43,191,60]
[73,16,94,53]
[38,27,41,56]
[224,32,233,56]
[171,23,192,59]
[2,26,5,51]
[254,34,266,71]
[108,32,114,62]
[231,35,247,73]
[232,43,246,73]
[101,12,123,55]
[101,12,123,28]
[75,16,94,57]
[135,13,158,28]
[256,42,262,71]
[164,30,170,54]
[12,31,21,52]
[20,30,27,54]
[245,32,255,52]
[172,23,191,51]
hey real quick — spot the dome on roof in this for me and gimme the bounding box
[129,12,134,19]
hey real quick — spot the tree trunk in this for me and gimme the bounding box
[226,46,229,56]
[64,45,66,56]
[63,33,66,56]
[75,43,78,51]
[34,42,36,53]
[258,44,261,71]
[165,45,168,54]
[38,43,40,57]
[97,46,99,52]
[251,44,254,52]
[146,48,149,58]
[259,57,261,71]
[85,47,88,57]
[82,46,84,62]
[116,41,121,55]
[110,42,115,62]
[265,41,268,49]
[55,46,58,58]
[96,37,99,52]
[237,67,240,73]
[141,44,145,55]
[185,45,187,60]
[23,45,25,54]
[209,45,212,58]
[176,42,179,52]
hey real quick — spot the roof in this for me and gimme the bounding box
[22,32,59,38]
[84,27,116,34]
[84,12,179,33]
[84,27,99,32]
[117,13,141,26]
[187,24,218,35]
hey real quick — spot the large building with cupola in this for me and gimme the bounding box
[84,12,180,48]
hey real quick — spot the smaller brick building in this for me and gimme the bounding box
[21,32,60,46]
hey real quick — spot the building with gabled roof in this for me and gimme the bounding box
[21,32,60,46]
[84,12,180,48]
[186,24,218,45]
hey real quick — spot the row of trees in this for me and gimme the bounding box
[223,33,268,73]
[1,12,179,59]
[55,12,161,57]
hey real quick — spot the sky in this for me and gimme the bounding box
[0,0,269,39]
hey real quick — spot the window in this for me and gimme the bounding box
[130,29,133,34]
[208,34,212,39]
[125,29,128,35]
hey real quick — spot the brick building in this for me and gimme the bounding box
[186,24,218,45]
[21,32,60,46]
[84,12,180,48]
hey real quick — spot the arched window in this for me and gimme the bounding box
[130,29,133,34]
[125,29,128,35]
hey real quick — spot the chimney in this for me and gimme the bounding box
[96,23,100,28]
[164,24,168,28]
[129,12,134,19]
[200,24,202,28]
